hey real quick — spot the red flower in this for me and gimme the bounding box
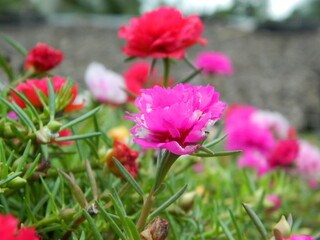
[24,43,63,73]
[267,139,299,168]
[123,61,173,101]
[118,6,206,59]
[50,129,74,146]
[105,140,139,179]
[11,76,83,113]
[0,214,39,240]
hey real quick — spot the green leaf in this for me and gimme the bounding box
[124,56,136,62]
[55,132,101,142]
[96,201,127,240]
[23,153,41,179]
[46,78,55,120]
[82,210,104,240]
[149,183,188,218]
[16,140,32,172]
[85,160,98,201]
[0,172,22,186]
[0,98,36,132]
[125,216,140,240]
[9,88,41,124]
[181,67,203,84]
[2,34,27,56]
[60,107,100,130]
[40,176,58,214]
[242,203,268,240]
[0,54,14,81]
[0,140,5,163]
[204,134,228,148]
[218,219,235,240]
[112,157,144,199]
[228,209,243,240]
[192,150,242,158]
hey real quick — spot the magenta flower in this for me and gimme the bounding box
[283,236,313,240]
[125,84,226,155]
[194,51,233,76]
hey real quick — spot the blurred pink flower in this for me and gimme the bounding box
[194,51,233,76]
[7,111,18,119]
[251,110,290,139]
[125,84,226,155]
[265,194,281,212]
[294,140,320,186]
[267,138,299,168]
[237,150,270,175]
[283,236,313,240]
[85,62,127,105]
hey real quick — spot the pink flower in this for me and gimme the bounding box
[24,43,63,73]
[283,236,313,240]
[118,6,206,59]
[251,110,290,139]
[294,140,320,184]
[125,84,226,155]
[194,51,233,76]
[0,214,39,240]
[237,150,270,175]
[85,62,127,105]
[265,194,281,212]
[267,139,299,168]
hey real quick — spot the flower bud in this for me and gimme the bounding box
[273,216,291,240]
[59,209,76,221]
[36,127,51,144]
[179,191,197,212]
[7,176,27,189]
[140,217,169,240]
[47,121,62,133]
[105,140,139,179]
[264,194,281,213]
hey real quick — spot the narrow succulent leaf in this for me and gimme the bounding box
[46,78,55,120]
[2,34,27,56]
[85,160,98,201]
[183,54,199,71]
[125,216,140,240]
[149,58,157,77]
[228,209,243,240]
[213,123,223,139]
[60,107,100,130]
[100,131,113,147]
[16,140,32,172]
[23,153,41,179]
[40,176,58,214]
[112,157,144,199]
[0,140,5,163]
[96,201,127,240]
[124,56,136,62]
[204,134,228,148]
[55,132,101,142]
[82,210,104,240]
[192,150,241,157]
[0,172,22,186]
[218,219,235,240]
[40,144,49,160]
[84,139,100,160]
[150,184,188,218]
[242,203,268,240]
[9,88,41,123]
[0,54,14,81]
[181,67,203,84]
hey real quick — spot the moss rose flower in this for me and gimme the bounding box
[11,76,83,114]
[0,214,39,240]
[24,43,63,73]
[125,84,226,155]
[118,6,206,59]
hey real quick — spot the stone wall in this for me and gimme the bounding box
[0,19,319,130]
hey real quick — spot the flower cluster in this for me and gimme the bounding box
[224,104,320,184]
[0,214,39,240]
[126,84,226,155]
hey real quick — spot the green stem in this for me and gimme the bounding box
[136,151,179,231]
[183,54,198,71]
[12,69,34,86]
[162,58,170,88]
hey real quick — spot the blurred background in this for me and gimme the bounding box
[0,0,319,132]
